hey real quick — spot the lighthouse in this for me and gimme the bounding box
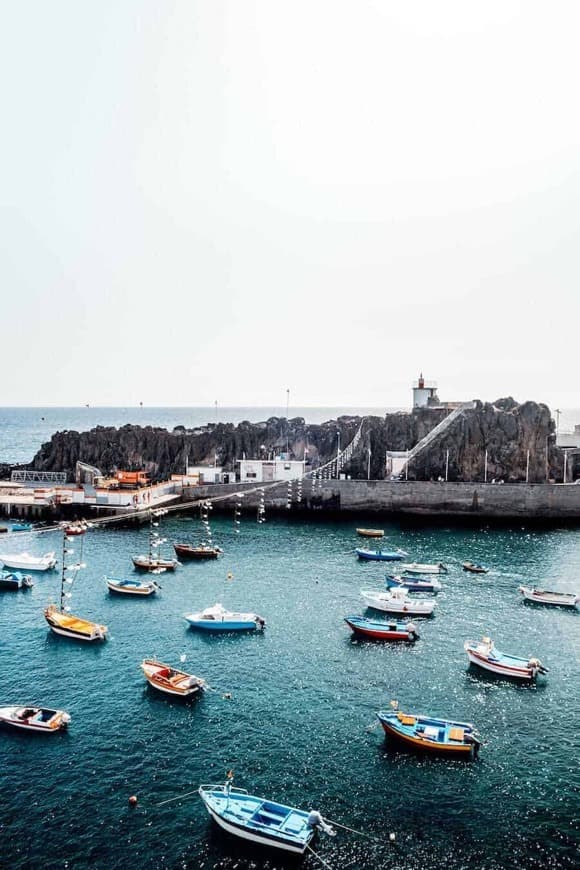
[412,373,438,409]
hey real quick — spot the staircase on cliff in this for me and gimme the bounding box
[396,402,476,479]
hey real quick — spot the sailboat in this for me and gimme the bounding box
[44,530,108,642]
[132,509,179,573]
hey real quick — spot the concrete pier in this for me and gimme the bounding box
[186,480,580,521]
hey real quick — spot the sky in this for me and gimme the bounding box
[2,1,579,410]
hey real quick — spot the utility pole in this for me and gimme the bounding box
[563,450,568,484]
[445,449,449,482]
[484,450,488,483]
[336,430,341,479]
[367,447,371,480]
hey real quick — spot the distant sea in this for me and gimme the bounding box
[0,406,391,465]
[1,406,578,466]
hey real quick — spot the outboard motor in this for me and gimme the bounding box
[307,811,336,836]
[407,622,419,640]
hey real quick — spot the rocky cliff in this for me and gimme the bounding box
[27,399,565,483]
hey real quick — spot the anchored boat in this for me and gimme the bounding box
[356,548,408,562]
[377,707,481,757]
[356,528,384,538]
[184,603,266,632]
[133,509,179,573]
[518,586,579,608]
[141,658,206,697]
[344,615,418,641]
[0,552,56,571]
[0,706,71,734]
[173,543,222,560]
[0,570,34,590]
[198,776,335,856]
[464,637,548,680]
[106,576,160,596]
[44,531,107,642]
[360,587,436,615]
[463,561,488,574]
[12,522,33,532]
[402,562,448,575]
[385,574,441,593]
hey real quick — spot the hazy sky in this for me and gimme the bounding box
[2,2,579,410]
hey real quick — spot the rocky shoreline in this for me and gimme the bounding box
[17,396,570,484]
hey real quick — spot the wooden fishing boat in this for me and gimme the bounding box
[132,555,179,572]
[401,562,448,575]
[141,658,206,697]
[463,561,488,574]
[385,574,442,593]
[356,528,384,538]
[44,531,108,641]
[133,509,179,572]
[0,551,57,571]
[63,522,87,536]
[356,547,408,562]
[0,705,71,733]
[377,708,481,757]
[0,526,8,533]
[518,586,579,608]
[0,570,34,590]
[464,637,548,680]
[105,576,160,596]
[184,603,266,632]
[360,588,436,615]
[198,778,335,855]
[173,542,222,560]
[344,615,418,641]
[44,604,108,641]
[12,522,33,532]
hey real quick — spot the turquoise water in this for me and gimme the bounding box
[0,515,578,869]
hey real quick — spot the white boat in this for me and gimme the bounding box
[184,603,266,632]
[464,637,548,680]
[106,576,160,596]
[360,587,436,615]
[0,551,57,571]
[519,586,579,608]
[401,562,448,575]
[0,705,71,733]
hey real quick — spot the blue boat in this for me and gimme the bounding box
[0,570,34,590]
[198,778,335,855]
[356,547,408,562]
[184,603,266,632]
[377,707,481,758]
[12,523,33,532]
[385,574,442,593]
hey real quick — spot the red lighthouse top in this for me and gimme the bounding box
[418,372,424,389]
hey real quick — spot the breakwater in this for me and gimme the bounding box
[188,480,580,521]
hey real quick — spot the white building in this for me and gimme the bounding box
[412,373,439,408]
[237,458,306,483]
[184,465,223,485]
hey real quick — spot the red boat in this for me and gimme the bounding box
[173,543,222,560]
[344,615,418,641]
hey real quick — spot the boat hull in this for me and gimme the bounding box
[464,647,537,680]
[385,576,441,593]
[133,557,178,572]
[519,586,579,608]
[106,580,157,596]
[0,706,70,733]
[185,618,260,632]
[141,660,204,697]
[356,528,384,538]
[205,804,308,854]
[378,714,478,757]
[361,590,435,615]
[44,607,108,642]
[174,544,221,560]
[0,552,56,571]
[356,549,405,561]
[402,563,448,575]
[344,616,417,641]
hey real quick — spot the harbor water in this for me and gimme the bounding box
[0,515,578,869]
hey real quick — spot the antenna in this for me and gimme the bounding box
[286,388,290,454]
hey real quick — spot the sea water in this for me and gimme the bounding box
[0,515,578,869]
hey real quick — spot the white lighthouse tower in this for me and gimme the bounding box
[412,373,438,409]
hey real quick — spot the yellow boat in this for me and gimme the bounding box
[356,528,384,538]
[44,604,108,642]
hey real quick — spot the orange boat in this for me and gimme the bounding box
[140,659,206,697]
[356,528,384,538]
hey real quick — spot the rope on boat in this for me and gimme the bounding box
[305,842,334,869]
